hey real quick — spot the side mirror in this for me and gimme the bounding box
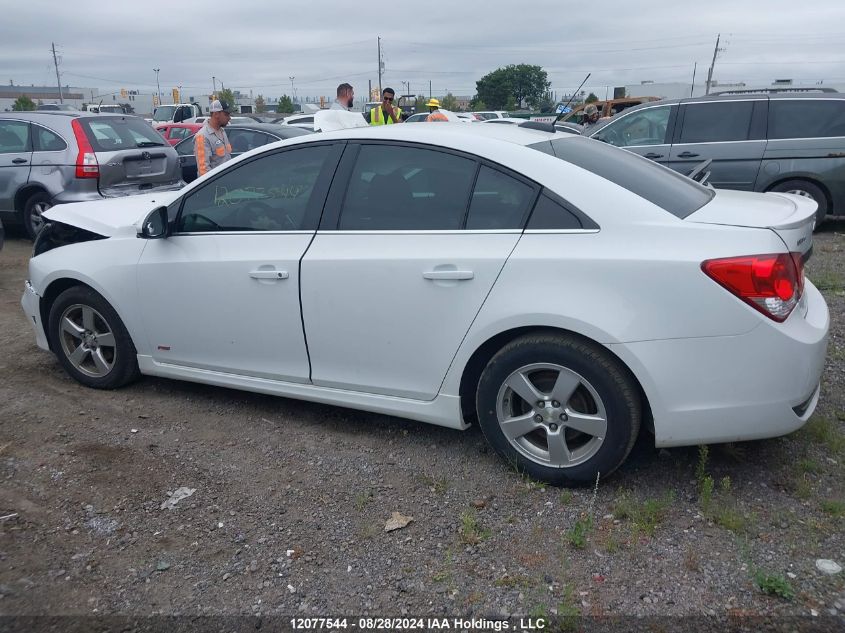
[139,206,169,239]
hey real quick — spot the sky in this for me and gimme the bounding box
[2,0,844,102]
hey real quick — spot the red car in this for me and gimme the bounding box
[154,123,203,146]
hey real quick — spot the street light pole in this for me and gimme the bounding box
[153,68,161,105]
[289,76,296,104]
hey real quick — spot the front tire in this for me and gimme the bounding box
[47,286,140,389]
[768,180,827,230]
[23,192,52,240]
[476,333,641,486]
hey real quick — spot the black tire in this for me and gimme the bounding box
[768,180,828,230]
[476,333,641,487]
[23,191,53,240]
[47,286,140,389]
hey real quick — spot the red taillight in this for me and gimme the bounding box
[701,253,804,322]
[71,119,99,179]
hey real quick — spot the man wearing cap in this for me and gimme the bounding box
[425,98,448,122]
[581,103,602,134]
[194,99,233,177]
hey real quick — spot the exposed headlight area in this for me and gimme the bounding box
[33,222,107,258]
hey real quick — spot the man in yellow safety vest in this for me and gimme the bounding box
[369,87,402,125]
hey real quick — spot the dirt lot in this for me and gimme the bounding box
[0,222,843,629]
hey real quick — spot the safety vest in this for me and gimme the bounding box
[370,105,402,125]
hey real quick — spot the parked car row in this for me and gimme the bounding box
[23,123,828,486]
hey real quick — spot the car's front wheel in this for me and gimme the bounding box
[47,286,140,389]
[476,333,641,486]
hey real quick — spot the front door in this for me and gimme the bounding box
[301,143,538,400]
[591,104,675,167]
[137,143,341,382]
[0,120,32,213]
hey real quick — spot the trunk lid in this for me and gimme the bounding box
[78,116,182,195]
[685,188,816,260]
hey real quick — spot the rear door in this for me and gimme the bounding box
[175,135,198,182]
[667,99,767,189]
[0,119,32,213]
[79,116,181,194]
[300,142,538,400]
[591,104,676,166]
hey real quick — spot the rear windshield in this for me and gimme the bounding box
[530,136,714,219]
[80,117,167,152]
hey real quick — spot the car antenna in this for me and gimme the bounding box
[553,73,591,126]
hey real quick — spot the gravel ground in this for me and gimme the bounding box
[0,221,843,630]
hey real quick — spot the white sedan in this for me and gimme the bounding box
[21,124,828,486]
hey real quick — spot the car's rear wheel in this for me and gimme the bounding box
[23,192,52,239]
[47,286,140,389]
[476,333,641,486]
[768,180,828,230]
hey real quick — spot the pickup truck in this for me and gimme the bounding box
[152,103,203,124]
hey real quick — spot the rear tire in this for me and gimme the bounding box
[476,333,641,487]
[768,180,827,231]
[47,286,140,389]
[23,192,52,240]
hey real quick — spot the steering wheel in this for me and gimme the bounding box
[240,200,298,231]
[182,213,222,231]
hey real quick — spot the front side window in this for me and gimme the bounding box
[769,99,845,139]
[679,101,754,144]
[338,144,477,230]
[466,166,535,230]
[594,105,672,147]
[176,136,195,156]
[177,145,332,233]
[0,121,30,154]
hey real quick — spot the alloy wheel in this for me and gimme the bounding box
[57,304,117,378]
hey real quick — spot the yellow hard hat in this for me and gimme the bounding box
[426,98,441,108]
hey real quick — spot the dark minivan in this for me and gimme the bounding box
[589,93,845,227]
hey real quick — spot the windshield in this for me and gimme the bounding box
[153,106,177,122]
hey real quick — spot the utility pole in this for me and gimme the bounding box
[212,76,217,96]
[153,68,161,106]
[289,76,296,103]
[429,80,432,99]
[51,42,63,103]
[705,34,723,95]
[377,36,383,96]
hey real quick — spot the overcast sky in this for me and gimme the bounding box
[3,0,844,101]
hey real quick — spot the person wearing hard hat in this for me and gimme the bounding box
[369,87,402,125]
[426,98,449,122]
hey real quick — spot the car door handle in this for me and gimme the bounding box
[249,270,289,280]
[644,153,663,159]
[423,270,474,280]
[12,158,28,164]
[677,151,699,158]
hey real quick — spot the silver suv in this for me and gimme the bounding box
[0,112,183,238]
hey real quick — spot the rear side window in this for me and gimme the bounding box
[338,144,476,230]
[541,136,714,219]
[769,100,845,139]
[32,125,67,151]
[80,117,167,151]
[679,102,754,143]
[466,166,535,230]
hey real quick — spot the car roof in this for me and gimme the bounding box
[227,122,313,134]
[618,91,845,113]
